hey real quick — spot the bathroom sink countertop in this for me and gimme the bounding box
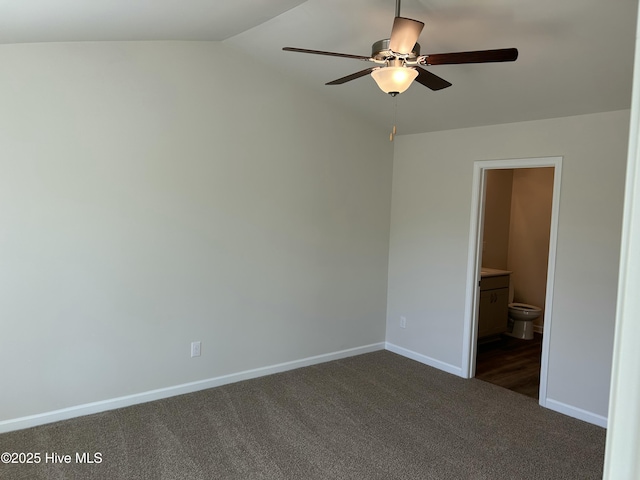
[480,267,512,277]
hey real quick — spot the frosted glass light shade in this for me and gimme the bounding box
[371,67,418,95]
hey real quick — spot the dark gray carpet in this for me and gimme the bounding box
[0,351,605,479]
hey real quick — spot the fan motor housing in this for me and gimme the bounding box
[371,39,420,60]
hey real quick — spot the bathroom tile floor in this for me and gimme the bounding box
[475,333,543,399]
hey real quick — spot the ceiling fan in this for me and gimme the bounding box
[283,0,518,96]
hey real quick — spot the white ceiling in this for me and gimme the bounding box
[2,0,637,134]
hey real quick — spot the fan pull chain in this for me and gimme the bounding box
[390,96,398,141]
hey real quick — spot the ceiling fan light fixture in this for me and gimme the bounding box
[371,66,418,96]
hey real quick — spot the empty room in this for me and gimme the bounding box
[1,1,639,479]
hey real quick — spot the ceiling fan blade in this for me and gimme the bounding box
[422,48,518,66]
[389,17,425,54]
[414,67,452,91]
[326,68,377,85]
[283,47,371,61]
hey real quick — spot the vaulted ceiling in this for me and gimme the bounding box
[2,0,637,134]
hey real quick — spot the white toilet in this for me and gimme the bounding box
[506,284,542,340]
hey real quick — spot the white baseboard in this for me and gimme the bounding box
[385,342,464,377]
[384,342,607,428]
[545,398,608,428]
[384,344,608,428]
[0,342,385,434]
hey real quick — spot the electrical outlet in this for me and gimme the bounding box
[191,341,201,358]
[400,316,407,328]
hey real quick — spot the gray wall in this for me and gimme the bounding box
[386,111,629,420]
[0,42,393,423]
[0,40,629,429]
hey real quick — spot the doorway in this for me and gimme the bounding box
[461,157,563,408]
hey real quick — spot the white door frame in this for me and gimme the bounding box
[461,156,563,408]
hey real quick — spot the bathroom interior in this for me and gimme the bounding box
[475,167,554,399]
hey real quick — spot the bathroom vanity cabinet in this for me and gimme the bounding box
[478,269,510,339]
